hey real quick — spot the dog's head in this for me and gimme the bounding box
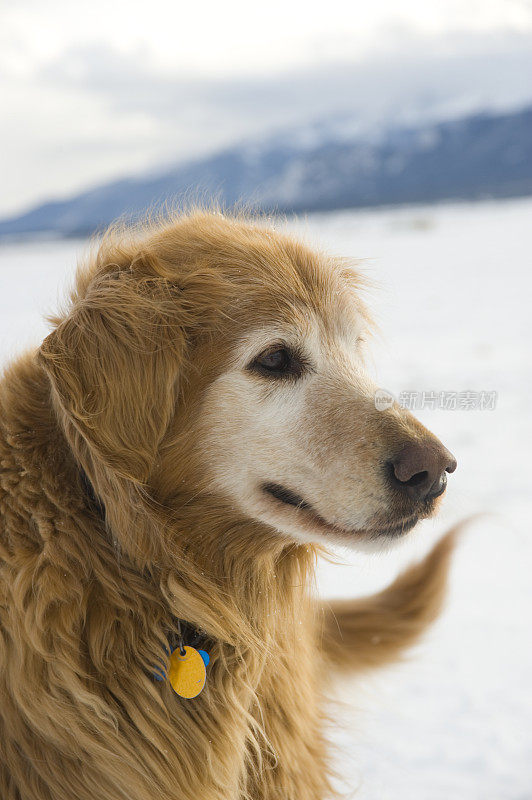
[39,212,456,553]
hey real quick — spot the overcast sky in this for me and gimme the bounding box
[1,0,532,217]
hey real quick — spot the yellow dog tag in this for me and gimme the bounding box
[168,645,206,699]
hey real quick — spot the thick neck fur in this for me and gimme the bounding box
[1,351,318,672]
[1,351,329,798]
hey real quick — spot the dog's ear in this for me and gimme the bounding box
[38,268,186,484]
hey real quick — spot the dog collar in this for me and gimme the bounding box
[79,468,210,698]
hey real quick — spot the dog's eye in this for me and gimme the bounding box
[257,348,290,372]
[248,346,304,379]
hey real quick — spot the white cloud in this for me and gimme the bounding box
[2,0,531,75]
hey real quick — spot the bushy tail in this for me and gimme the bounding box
[319,528,460,673]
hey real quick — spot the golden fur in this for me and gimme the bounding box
[0,211,457,799]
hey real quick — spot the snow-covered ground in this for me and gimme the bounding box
[1,197,530,798]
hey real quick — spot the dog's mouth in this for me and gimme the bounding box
[263,482,312,510]
[261,482,419,540]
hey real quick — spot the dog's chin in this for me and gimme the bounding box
[254,482,424,549]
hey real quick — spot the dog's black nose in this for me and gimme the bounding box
[389,441,457,502]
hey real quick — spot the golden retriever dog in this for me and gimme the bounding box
[0,211,457,799]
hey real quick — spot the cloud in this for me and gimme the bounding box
[43,30,532,119]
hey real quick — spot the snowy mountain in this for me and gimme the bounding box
[1,104,531,238]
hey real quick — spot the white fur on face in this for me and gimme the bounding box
[198,308,408,548]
